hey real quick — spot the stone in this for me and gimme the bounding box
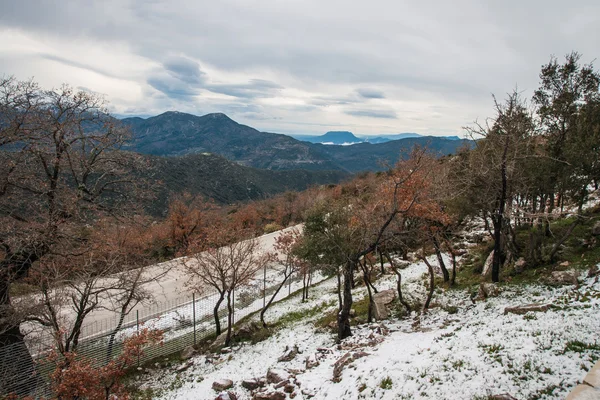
[221,347,233,354]
[274,379,290,389]
[180,345,196,360]
[210,332,228,351]
[373,289,396,320]
[504,303,550,315]
[267,369,290,384]
[235,321,262,340]
[241,379,261,390]
[212,379,234,391]
[284,384,295,393]
[349,308,356,317]
[301,388,316,398]
[477,283,500,300]
[565,384,600,400]
[482,251,494,277]
[514,257,526,273]
[547,270,580,286]
[215,392,238,400]
[176,360,194,373]
[332,351,370,382]
[252,391,286,400]
[560,261,570,267]
[583,360,600,388]
[490,395,517,400]
[592,221,600,236]
[278,345,299,362]
[305,353,320,370]
[588,265,600,278]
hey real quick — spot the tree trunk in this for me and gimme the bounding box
[432,236,449,282]
[422,257,435,311]
[336,269,342,311]
[337,260,354,341]
[260,272,290,327]
[225,290,233,346]
[548,217,581,262]
[379,251,385,275]
[385,253,410,313]
[213,291,225,336]
[359,259,374,323]
[450,252,457,287]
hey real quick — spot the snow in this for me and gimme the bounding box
[138,259,600,400]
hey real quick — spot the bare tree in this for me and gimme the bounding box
[259,228,301,327]
[0,77,149,396]
[184,225,269,346]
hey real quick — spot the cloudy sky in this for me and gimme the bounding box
[1,0,599,136]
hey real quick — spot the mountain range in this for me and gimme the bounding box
[123,111,471,174]
[291,131,461,145]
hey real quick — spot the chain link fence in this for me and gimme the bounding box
[1,267,325,399]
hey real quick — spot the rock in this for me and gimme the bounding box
[274,379,290,389]
[592,221,600,236]
[242,379,260,390]
[514,257,526,273]
[301,388,316,398]
[490,394,518,400]
[212,379,234,391]
[267,369,290,384]
[482,251,494,277]
[278,345,299,362]
[560,261,570,267]
[176,360,194,372]
[333,351,370,382]
[589,265,600,278]
[547,270,580,286]
[504,303,550,315]
[305,353,320,369]
[215,392,238,400]
[284,384,295,393]
[180,345,196,360]
[252,391,286,400]
[235,321,262,340]
[477,283,500,300]
[221,347,232,354]
[210,332,228,351]
[583,360,600,388]
[373,289,396,320]
[349,308,356,317]
[565,384,600,399]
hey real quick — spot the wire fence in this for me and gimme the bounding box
[0,266,325,399]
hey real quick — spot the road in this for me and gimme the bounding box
[23,224,303,345]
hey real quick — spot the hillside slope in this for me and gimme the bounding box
[143,152,348,215]
[124,112,343,171]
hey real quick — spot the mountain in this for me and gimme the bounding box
[138,152,349,215]
[314,137,472,172]
[294,131,363,145]
[123,111,471,174]
[361,133,423,143]
[123,111,342,171]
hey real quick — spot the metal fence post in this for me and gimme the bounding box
[192,293,197,346]
[136,309,140,367]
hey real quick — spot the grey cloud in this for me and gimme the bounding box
[344,109,397,119]
[356,88,385,99]
[206,79,283,99]
[163,56,206,85]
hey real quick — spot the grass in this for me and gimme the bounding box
[379,376,393,390]
[453,207,600,290]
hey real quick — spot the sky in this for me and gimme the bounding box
[1,0,599,137]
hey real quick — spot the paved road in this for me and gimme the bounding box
[25,224,303,342]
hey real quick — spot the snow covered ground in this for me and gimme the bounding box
[137,258,600,400]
